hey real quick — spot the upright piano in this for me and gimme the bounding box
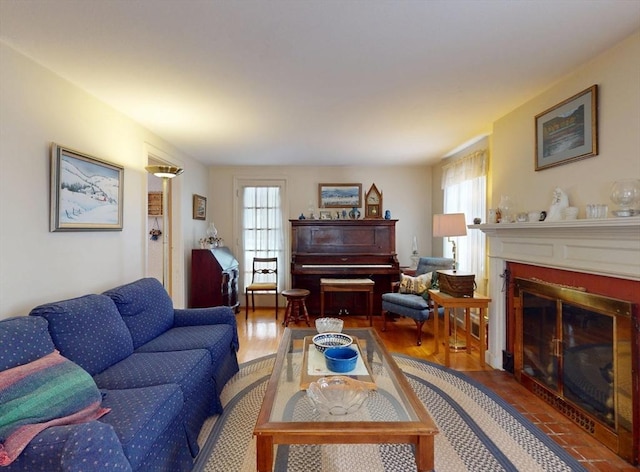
[290,219,400,317]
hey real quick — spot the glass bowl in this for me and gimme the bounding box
[307,376,369,415]
[312,332,352,353]
[315,317,344,333]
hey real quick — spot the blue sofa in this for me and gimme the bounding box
[0,278,239,471]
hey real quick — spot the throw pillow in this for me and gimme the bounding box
[0,350,109,465]
[399,272,432,295]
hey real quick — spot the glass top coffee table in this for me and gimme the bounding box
[253,327,438,471]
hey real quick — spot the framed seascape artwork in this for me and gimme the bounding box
[318,183,362,209]
[50,144,124,231]
[193,194,207,220]
[535,85,598,171]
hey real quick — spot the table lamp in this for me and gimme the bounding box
[433,213,467,272]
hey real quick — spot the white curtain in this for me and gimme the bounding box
[442,150,488,294]
[242,185,284,291]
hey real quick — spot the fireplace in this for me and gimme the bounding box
[477,217,640,464]
[514,277,633,459]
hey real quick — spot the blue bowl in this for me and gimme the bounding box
[324,347,358,373]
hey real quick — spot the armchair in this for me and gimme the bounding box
[381,257,453,346]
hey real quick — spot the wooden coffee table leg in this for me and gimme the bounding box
[415,434,435,472]
[256,435,273,472]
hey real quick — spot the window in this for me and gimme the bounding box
[240,183,285,293]
[442,150,487,293]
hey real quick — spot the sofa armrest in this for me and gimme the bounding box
[173,306,239,350]
[5,421,131,472]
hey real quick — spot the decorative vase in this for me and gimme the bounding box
[610,179,640,216]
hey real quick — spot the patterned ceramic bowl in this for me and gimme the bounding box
[315,317,344,333]
[307,376,369,415]
[312,332,352,353]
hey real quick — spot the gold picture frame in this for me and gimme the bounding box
[193,194,207,220]
[318,183,362,209]
[535,85,598,171]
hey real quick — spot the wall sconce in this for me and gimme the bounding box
[145,165,184,288]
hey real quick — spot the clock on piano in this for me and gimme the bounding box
[365,183,382,219]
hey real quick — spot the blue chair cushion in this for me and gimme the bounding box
[104,278,174,349]
[382,293,430,321]
[100,385,183,471]
[30,294,134,376]
[0,317,55,371]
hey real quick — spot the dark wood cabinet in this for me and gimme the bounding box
[190,248,239,311]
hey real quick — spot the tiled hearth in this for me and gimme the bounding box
[477,217,640,464]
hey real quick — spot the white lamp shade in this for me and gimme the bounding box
[433,213,467,238]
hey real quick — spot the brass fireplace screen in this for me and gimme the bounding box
[514,278,634,462]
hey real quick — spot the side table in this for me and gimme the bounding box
[428,289,491,368]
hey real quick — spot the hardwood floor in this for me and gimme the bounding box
[237,307,637,471]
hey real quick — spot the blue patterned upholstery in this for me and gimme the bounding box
[2,416,131,471]
[29,294,134,376]
[0,317,55,371]
[381,257,453,346]
[103,278,175,349]
[4,278,240,471]
[100,384,183,471]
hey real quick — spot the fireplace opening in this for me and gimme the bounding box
[514,277,634,462]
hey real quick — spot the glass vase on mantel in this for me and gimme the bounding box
[610,179,640,217]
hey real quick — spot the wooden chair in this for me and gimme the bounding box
[245,257,278,320]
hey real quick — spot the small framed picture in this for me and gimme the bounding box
[535,85,598,171]
[319,210,333,220]
[193,194,207,220]
[50,143,124,232]
[318,183,362,208]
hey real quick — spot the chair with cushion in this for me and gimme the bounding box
[381,257,454,346]
[245,257,278,320]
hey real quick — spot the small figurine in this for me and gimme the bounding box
[547,187,569,222]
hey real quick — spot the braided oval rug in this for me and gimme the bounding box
[193,355,585,472]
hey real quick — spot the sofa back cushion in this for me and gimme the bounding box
[0,317,55,371]
[103,278,174,349]
[30,294,134,376]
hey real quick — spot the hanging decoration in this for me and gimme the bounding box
[149,218,162,241]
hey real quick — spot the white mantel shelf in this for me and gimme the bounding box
[472,216,640,281]
[469,216,640,369]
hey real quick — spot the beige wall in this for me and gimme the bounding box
[0,43,209,319]
[491,31,640,216]
[207,165,433,288]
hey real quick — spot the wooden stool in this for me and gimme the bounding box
[282,289,311,327]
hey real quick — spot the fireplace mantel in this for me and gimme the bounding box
[473,216,640,370]
[473,216,640,281]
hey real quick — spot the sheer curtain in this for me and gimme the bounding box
[442,150,487,293]
[242,185,284,292]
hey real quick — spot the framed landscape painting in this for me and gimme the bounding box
[535,85,598,171]
[193,194,207,220]
[318,183,362,208]
[50,144,124,231]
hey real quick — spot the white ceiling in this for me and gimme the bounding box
[1,1,639,167]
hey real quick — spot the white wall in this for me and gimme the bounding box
[491,31,640,216]
[207,165,433,288]
[0,43,209,319]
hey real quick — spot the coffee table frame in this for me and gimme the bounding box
[253,327,438,472]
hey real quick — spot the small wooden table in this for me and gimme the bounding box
[320,278,375,326]
[428,289,491,368]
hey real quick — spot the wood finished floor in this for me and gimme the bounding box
[237,307,637,471]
